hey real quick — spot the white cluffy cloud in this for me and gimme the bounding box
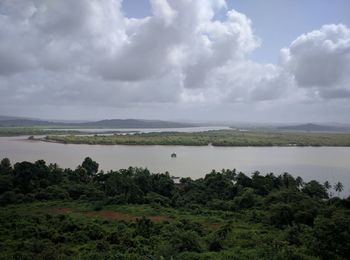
[0,0,349,121]
[281,24,350,99]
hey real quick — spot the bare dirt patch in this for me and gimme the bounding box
[51,207,74,214]
[50,207,173,222]
[82,210,137,221]
[148,215,173,222]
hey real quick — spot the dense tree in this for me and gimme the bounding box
[151,173,174,198]
[204,171,235,200]
[0,158,12,175]
[251,171,275,195]
[312,212,350,259]
[0,175,12,194]
[235,172,252,187]
[81,157,99,176]
[268,203,294,227]
[280,172,297,189]
[233,187,260,209]
[302,180,328,199]
[0,158,349,259]
[13,161,36,193]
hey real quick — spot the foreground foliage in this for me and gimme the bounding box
[0,157,349,259]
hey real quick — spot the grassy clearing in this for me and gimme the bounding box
[2,201,260,233]
[0,200,311,259]
[4,201,233,228]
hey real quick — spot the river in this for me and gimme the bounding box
[1,136,350,195]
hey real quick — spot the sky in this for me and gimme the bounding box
[0,0,349,123]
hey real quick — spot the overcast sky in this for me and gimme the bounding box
[0,0,349,123]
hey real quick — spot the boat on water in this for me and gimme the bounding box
[171,153,177,158]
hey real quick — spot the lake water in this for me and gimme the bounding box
[1,136,350,195]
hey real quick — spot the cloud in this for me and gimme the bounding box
[319,88,350,99]
[0,0,261,103]
[97,1,259,85]
[281,24,350,99]
[182,9,260,89]
[0,0,349,121]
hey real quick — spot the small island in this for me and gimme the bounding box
[43,129,350,147]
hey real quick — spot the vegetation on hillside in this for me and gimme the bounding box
[0,157,349,259]
[0,117,194,128]
[45,130,350,146]
[0,127,85,137]
[277,123,349,132]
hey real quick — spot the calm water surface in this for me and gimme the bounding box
[1,136,350,194]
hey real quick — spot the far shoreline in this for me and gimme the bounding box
[34,132,350,148]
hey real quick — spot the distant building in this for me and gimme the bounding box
[170,176,181,185]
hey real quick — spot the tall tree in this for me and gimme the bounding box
[0,158,12,175]
[323,181,331,190]
[334,182,344,197]
[323,180,332,198]
[302,180,328,199]
[82,157,99,176]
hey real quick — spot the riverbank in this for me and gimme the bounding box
[44,130,350,147]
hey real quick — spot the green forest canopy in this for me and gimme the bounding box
[0,157,349,259]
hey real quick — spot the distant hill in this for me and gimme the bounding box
[0,119,55,127]
[79,119,195,128]
[0,115,42,121]
[0,116,20,121]
[0,116,195,128]
[278,123,350,132]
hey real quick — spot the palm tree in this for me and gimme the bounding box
[334,182,344,197]
[324,181,331,190]
[324,181,331,196]
[323,181,332,199]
